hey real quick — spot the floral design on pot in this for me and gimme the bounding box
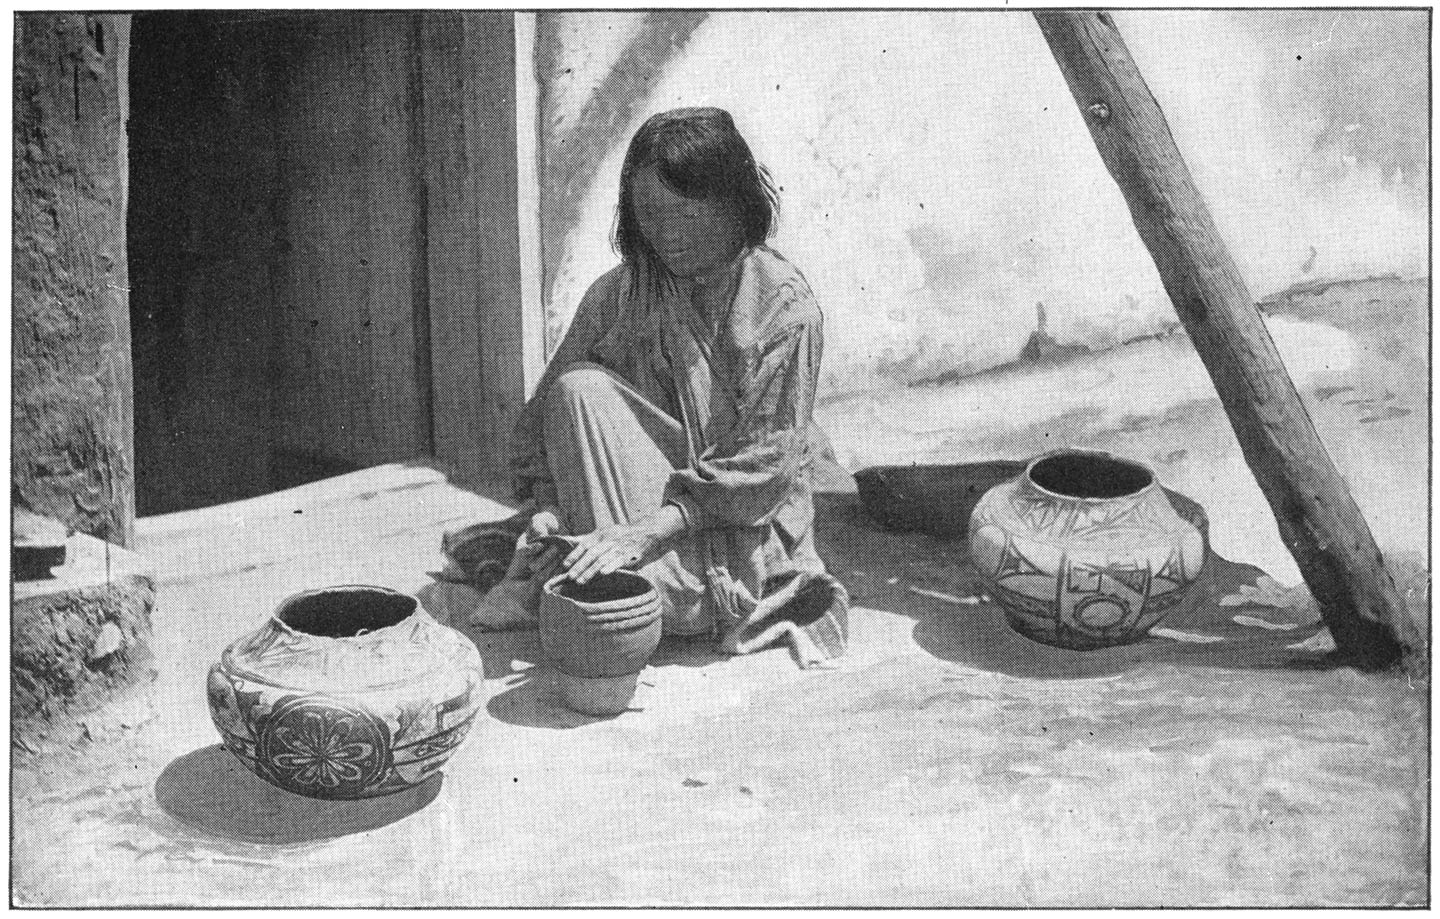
[968,450,1207,650]
[206,585,484,800]
[539,570,662,715]
[255,696,391,796]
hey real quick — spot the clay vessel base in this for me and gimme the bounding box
[559,670,641,716]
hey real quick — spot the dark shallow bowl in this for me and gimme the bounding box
[855,461,1027,537]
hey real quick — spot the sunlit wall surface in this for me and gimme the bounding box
[537,11,1427,395]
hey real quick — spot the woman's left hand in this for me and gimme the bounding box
[561,522,660,584]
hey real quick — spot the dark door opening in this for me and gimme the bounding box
[128,11,433,515]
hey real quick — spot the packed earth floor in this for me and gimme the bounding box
[11,279,1428,907]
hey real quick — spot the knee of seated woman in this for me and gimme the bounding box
[547,363,624,412]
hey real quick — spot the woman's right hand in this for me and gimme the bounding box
[519,507,567,580]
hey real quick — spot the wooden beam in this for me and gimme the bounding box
[1034,11,1423,672]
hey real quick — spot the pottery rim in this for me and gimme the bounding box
[267,583,422,642]
[1021,448,1158,504]
[542,570,659,616]
[220,585,447,693]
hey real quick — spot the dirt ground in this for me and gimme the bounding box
[11,278,1428,907]
[11,467,1427,907]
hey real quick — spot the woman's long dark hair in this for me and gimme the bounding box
[614,107,780,298]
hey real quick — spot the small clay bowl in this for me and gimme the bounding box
[539,570,662,715]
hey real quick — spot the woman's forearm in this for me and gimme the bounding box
[646,502,690,544]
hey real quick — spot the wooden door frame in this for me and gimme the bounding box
[420,11,545,490]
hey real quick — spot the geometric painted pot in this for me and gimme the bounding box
[206,585,484,800]
[968,450,1207,651]
[539,570,661,715]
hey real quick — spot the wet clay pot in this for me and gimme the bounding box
[207,585,484,800]
[968,450,1206,650]
[539,570,662,715]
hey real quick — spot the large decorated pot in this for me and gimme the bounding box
[207,585,484,800]
[539,570,662,716]
[968,450,1206,650]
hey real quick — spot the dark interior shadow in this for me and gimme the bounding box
[486,634,729,729]
[814,491,1337,679]
[156,745,441,845]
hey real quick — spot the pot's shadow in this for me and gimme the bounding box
[485,668,602,729]
[486,634,727,730]
[906,554,1328,680]
[155,745,441,845]
[816,492,1331,679]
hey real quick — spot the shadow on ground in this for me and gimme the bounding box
[483,634,728,730]
[814,492,1344,680]
[155,745,442,845]
[411,458,1360,685]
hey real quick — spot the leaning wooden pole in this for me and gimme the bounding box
[1034,11,1424,673]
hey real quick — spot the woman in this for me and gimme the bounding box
[497,107,846,667]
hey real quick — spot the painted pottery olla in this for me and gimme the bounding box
[539,570,662,716]
[207,585,484,800]
[968,450,1207,650]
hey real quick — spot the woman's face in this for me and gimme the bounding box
[631,165,743,282]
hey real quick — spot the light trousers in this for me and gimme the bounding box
[542,363,712,636]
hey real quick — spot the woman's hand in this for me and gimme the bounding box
[514,507,566,581]
[561,505,687,584]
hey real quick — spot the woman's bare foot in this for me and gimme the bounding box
[467,577,539,631]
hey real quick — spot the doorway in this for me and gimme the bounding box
[128,12,436,514]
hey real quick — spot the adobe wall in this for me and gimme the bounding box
[13,13,135,545]
[535,12,1429,394]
